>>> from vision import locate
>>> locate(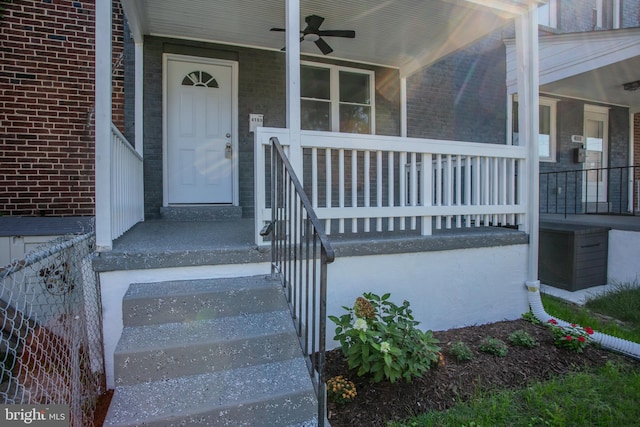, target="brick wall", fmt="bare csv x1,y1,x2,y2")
0,0,125,217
